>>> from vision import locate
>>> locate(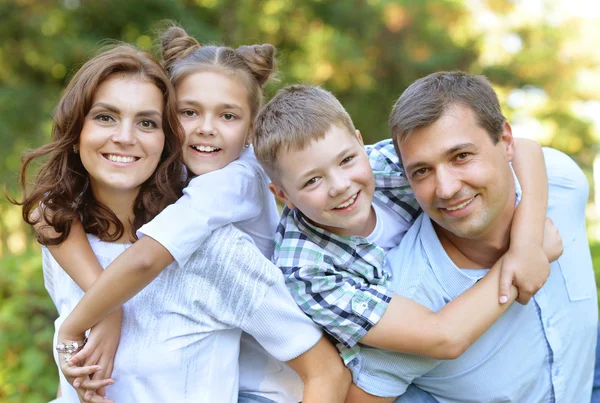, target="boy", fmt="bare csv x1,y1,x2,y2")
252,85,557,400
